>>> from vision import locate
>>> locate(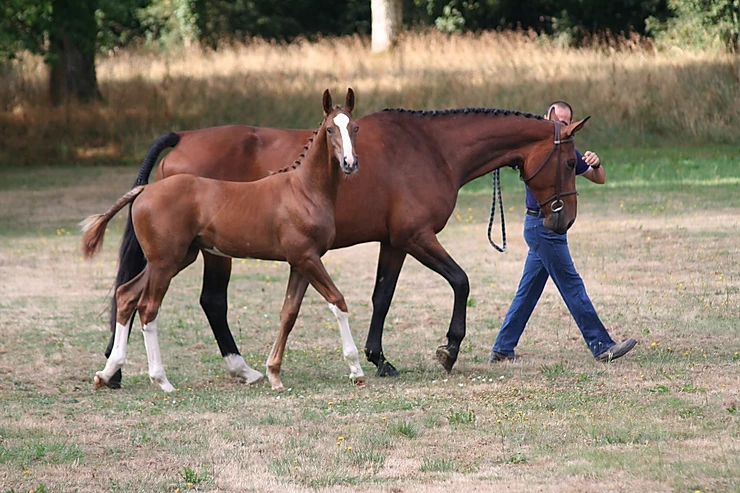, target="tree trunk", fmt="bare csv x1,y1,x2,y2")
48,0,101,105
371,0,402,53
